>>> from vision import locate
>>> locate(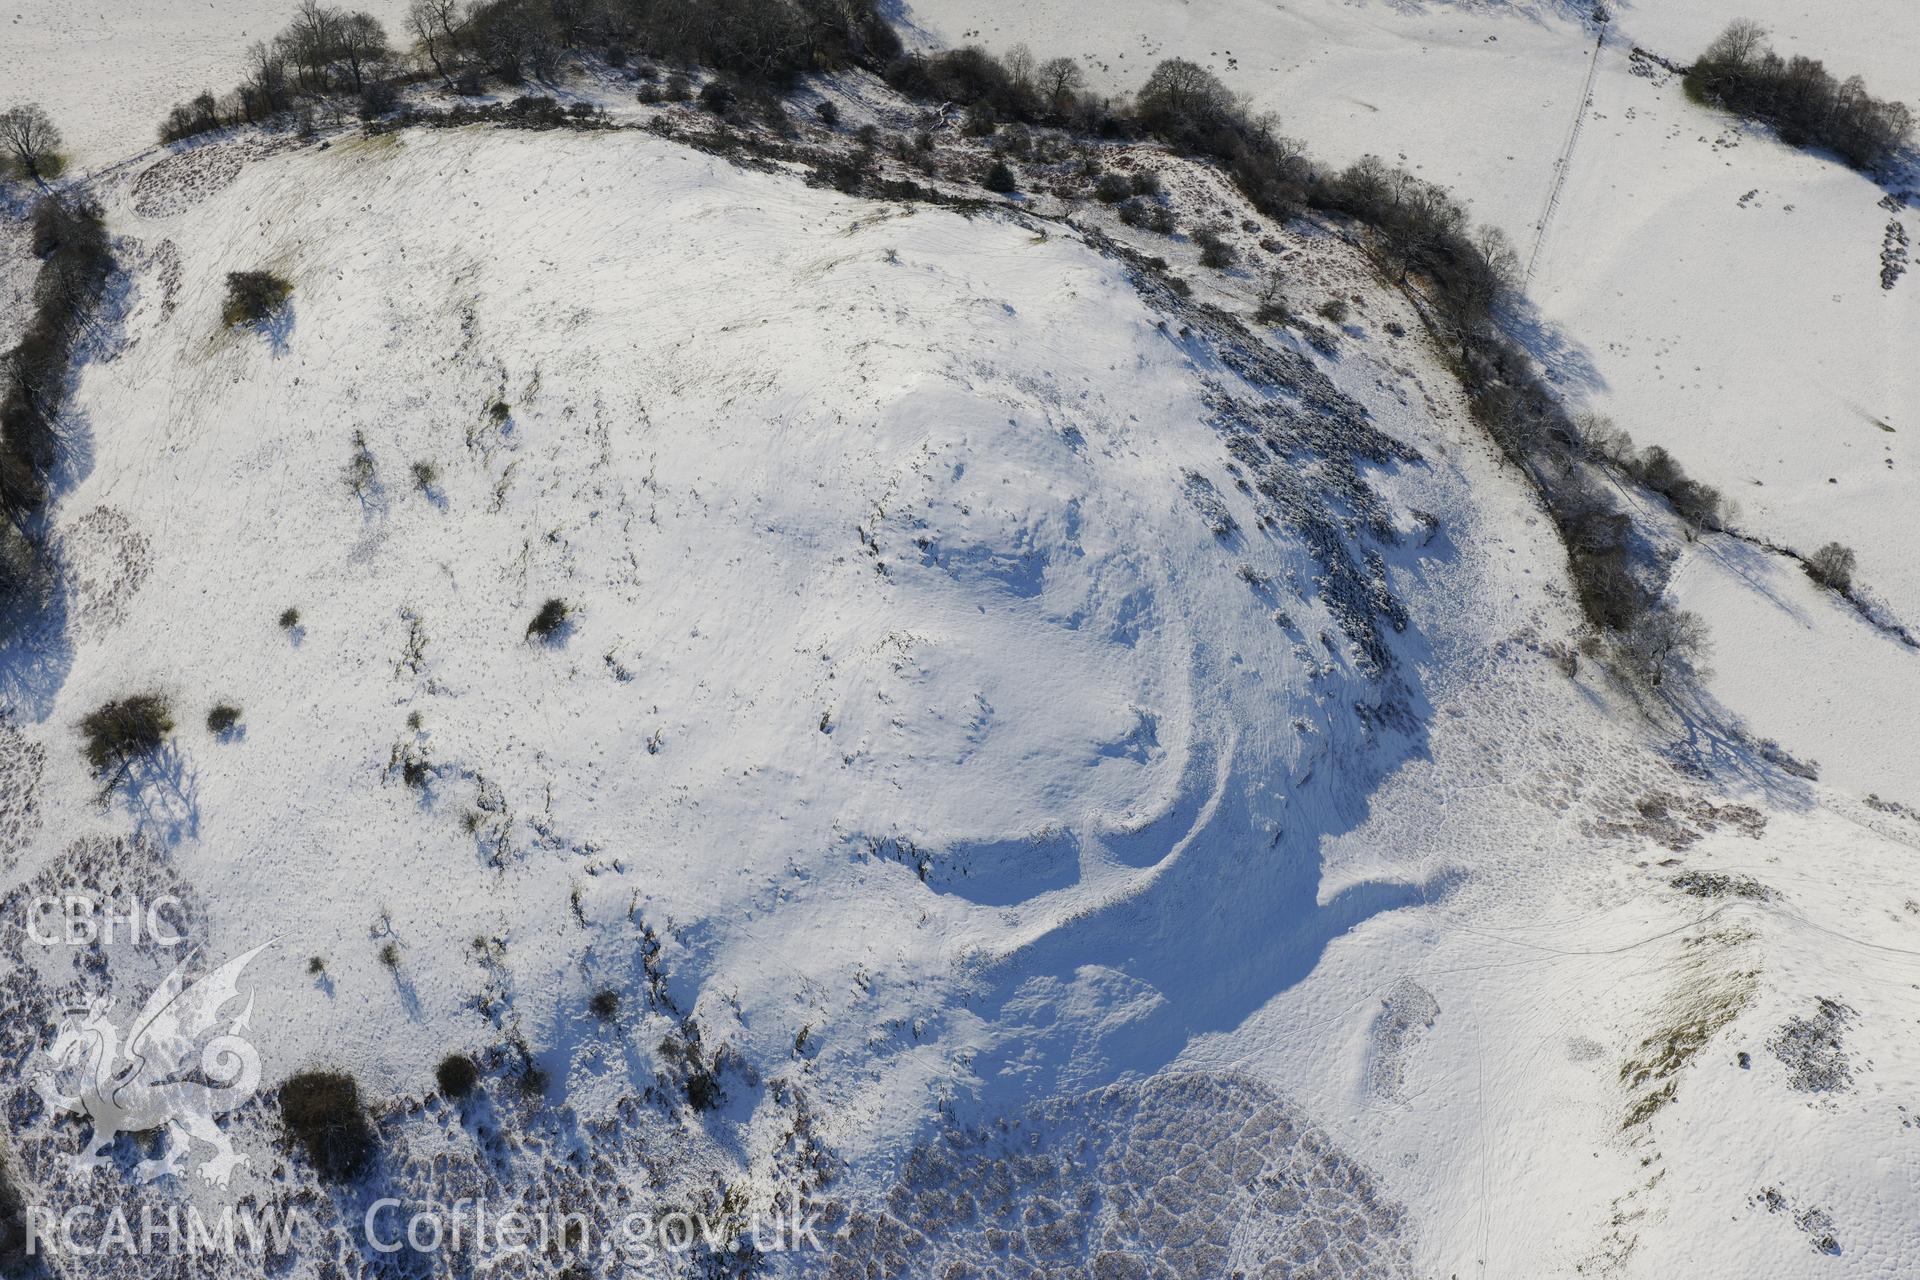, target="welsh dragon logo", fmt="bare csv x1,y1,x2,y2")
34,942,272,1187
